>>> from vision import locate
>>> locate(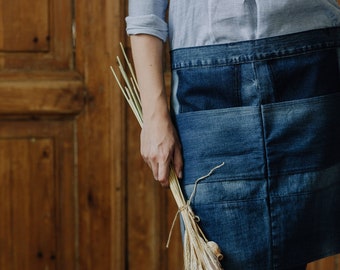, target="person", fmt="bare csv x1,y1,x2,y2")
126,0,340,269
